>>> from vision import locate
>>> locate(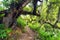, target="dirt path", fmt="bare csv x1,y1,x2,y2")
18,26,36,40
7,26,36,40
